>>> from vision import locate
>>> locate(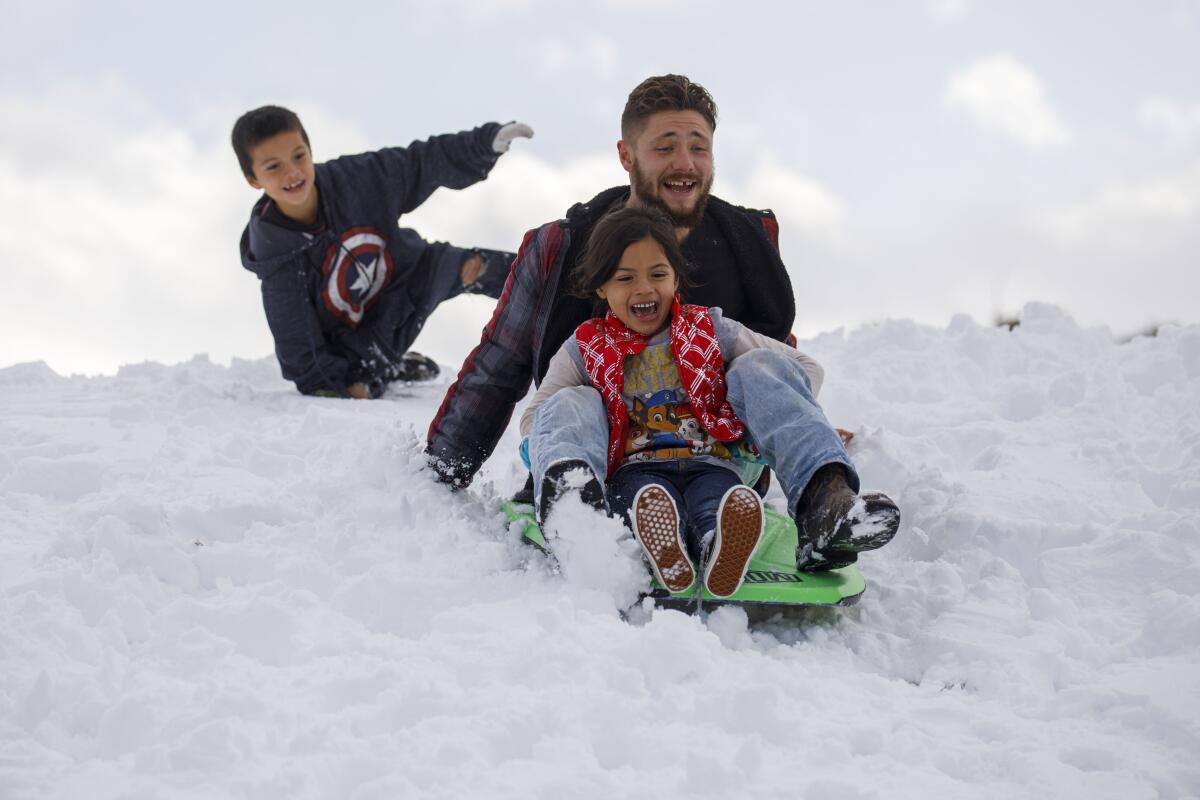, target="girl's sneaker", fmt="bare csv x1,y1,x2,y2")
631,484,695,594
704,486,764,598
